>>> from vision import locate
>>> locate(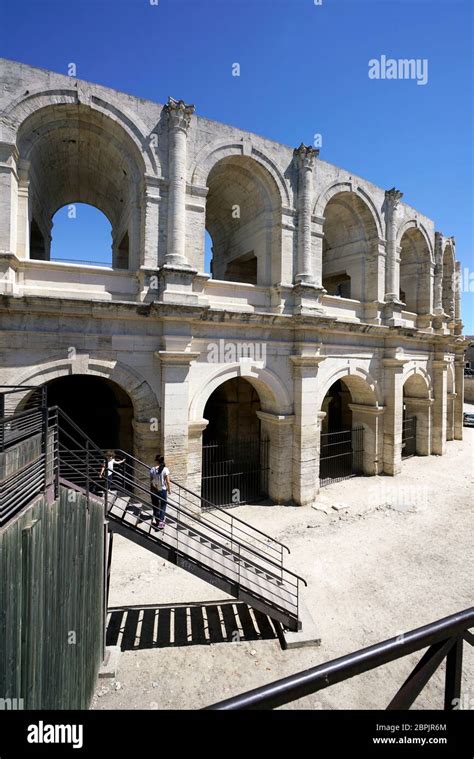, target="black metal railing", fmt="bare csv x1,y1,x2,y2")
205,607,474,710
1,394,306,629
58,434,305,628
113,447,289,570
0,386,50,525
202,437,269,507
402,415,417,458
320,425,364,486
